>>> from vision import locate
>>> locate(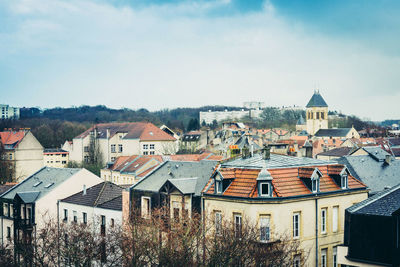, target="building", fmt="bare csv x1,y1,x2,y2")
0,104,20,120
64,122,177,164
296,115,307,132
338,183,400,266
336,146,400,194
129,160,219,222
101,155,163,185
59,182,123,232
314,127,360,140
199,103,265,125
0,129,44,182
0,167,102,262
180,130,208,153
202,151,368,267
43,148,69,168
316,147,356,160
306,91,329,135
